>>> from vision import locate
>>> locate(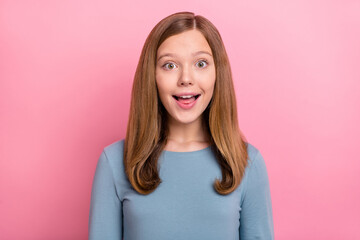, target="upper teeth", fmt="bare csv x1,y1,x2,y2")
179,95,194,99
